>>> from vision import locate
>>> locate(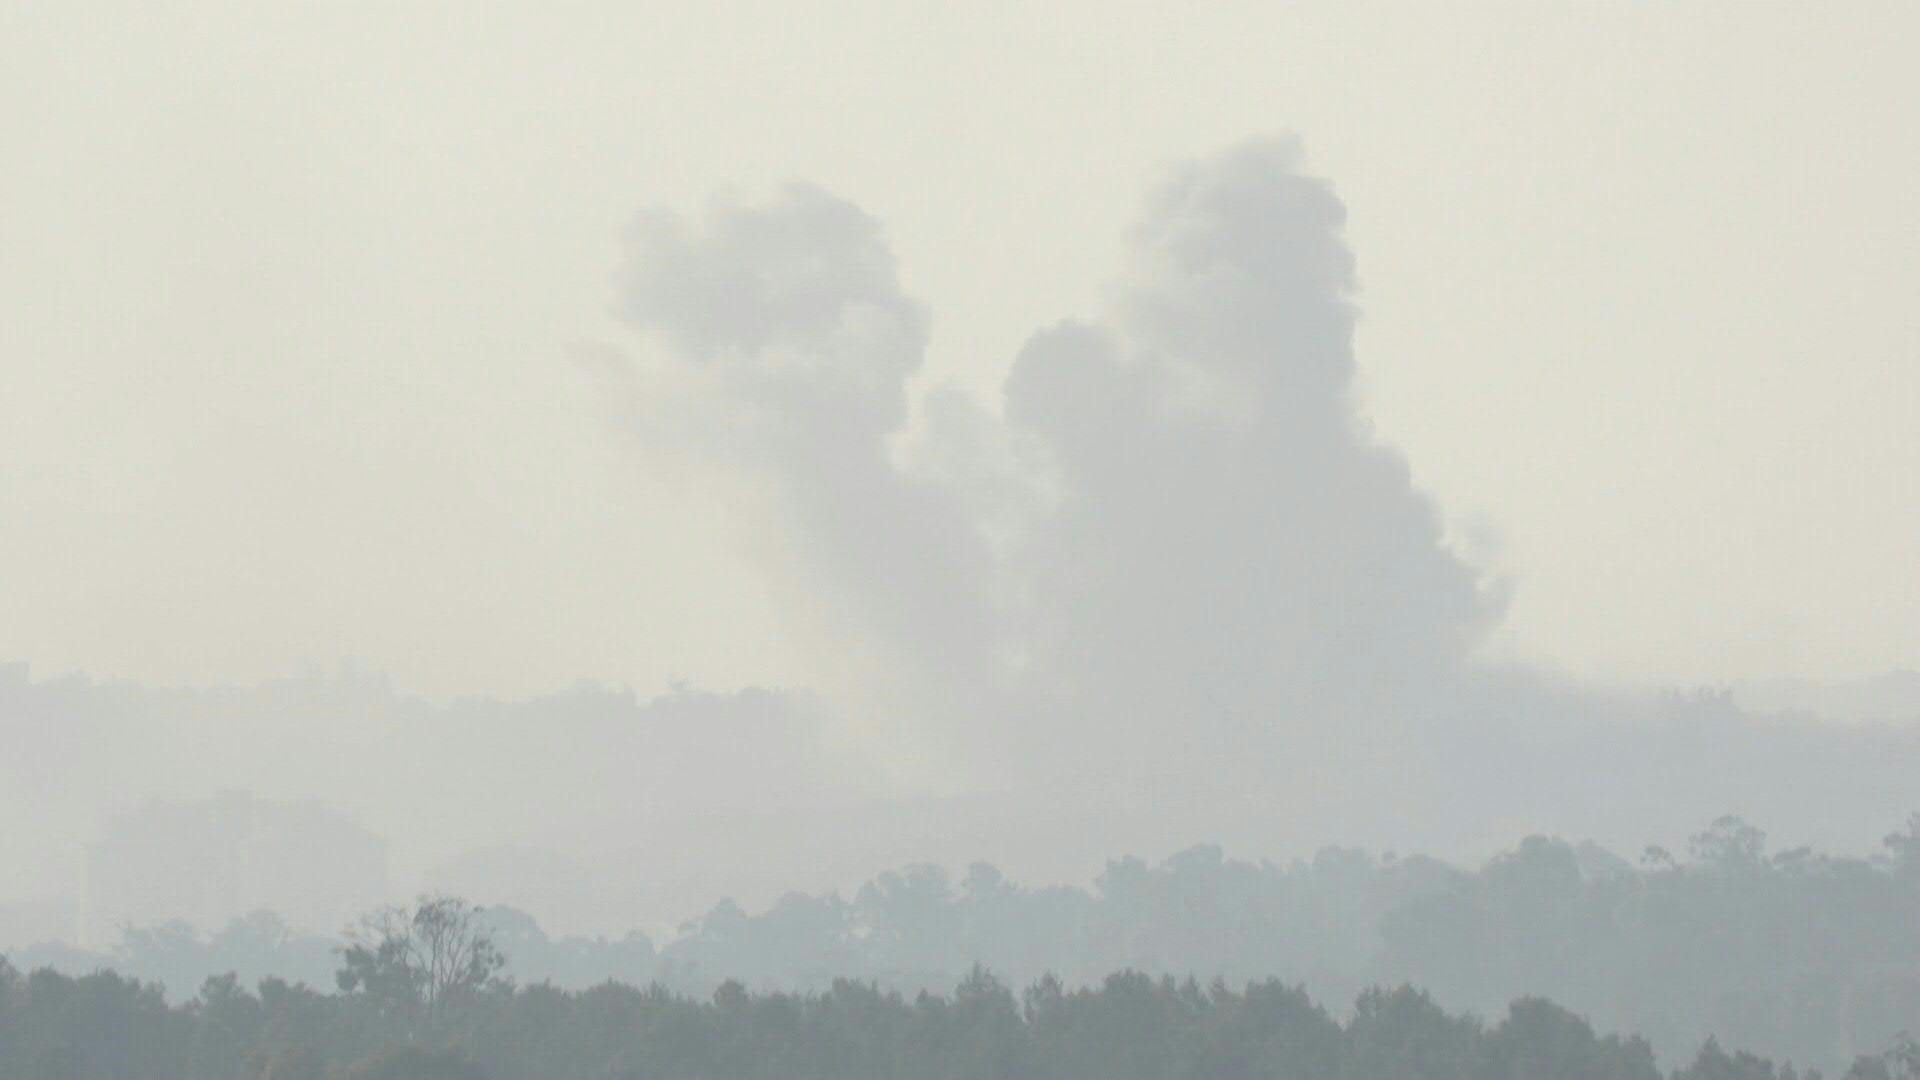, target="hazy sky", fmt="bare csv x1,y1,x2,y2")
3,2,1916,700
